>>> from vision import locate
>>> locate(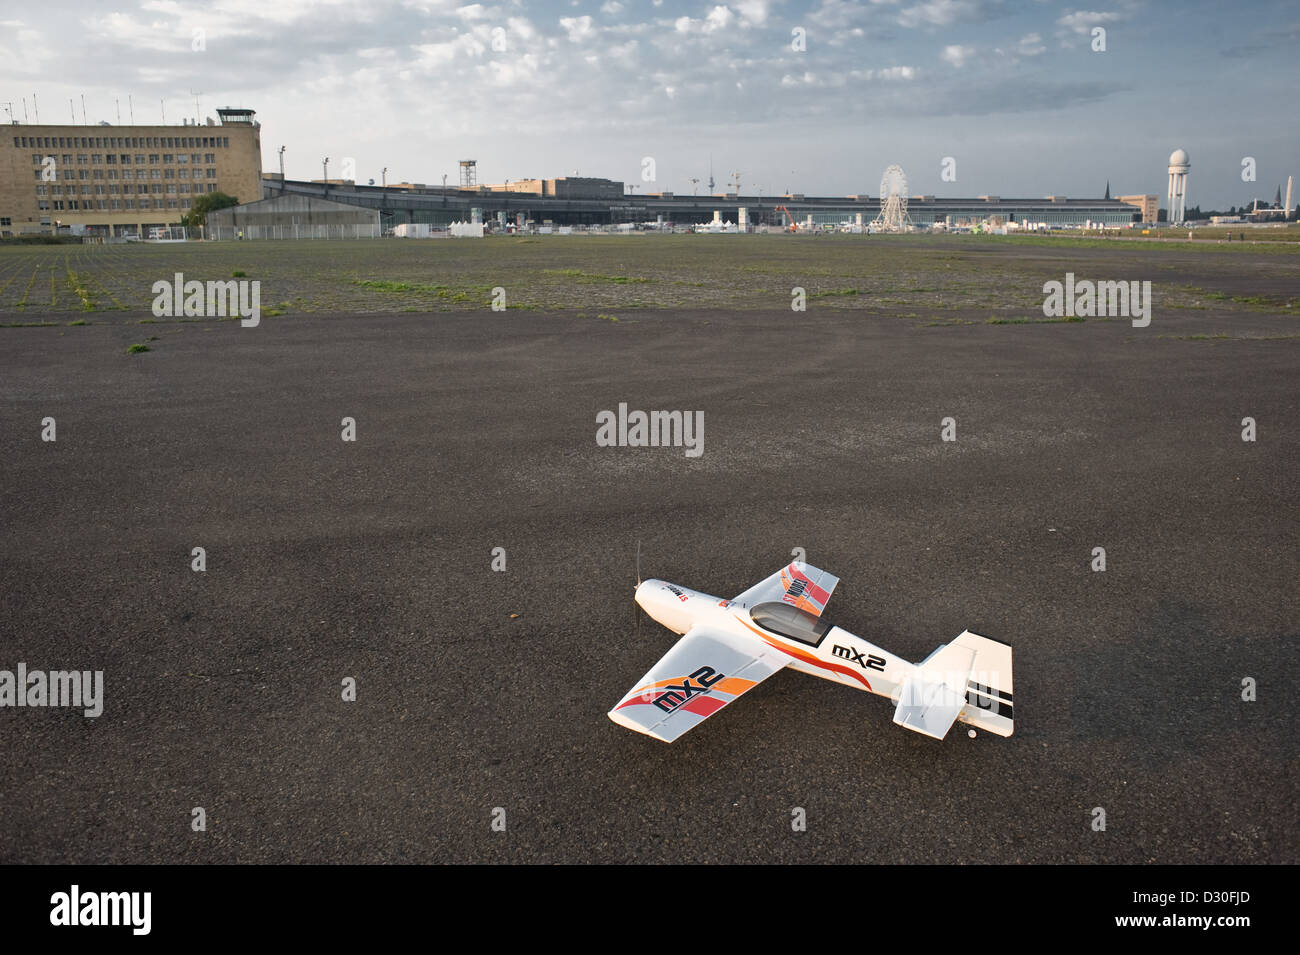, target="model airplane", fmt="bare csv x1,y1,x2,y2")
609,561,1013,742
